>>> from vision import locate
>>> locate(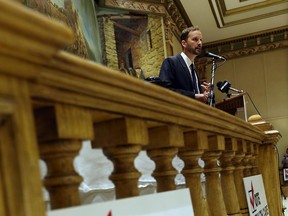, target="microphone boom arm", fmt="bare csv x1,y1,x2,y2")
208,58,216,107
230,87,244,93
